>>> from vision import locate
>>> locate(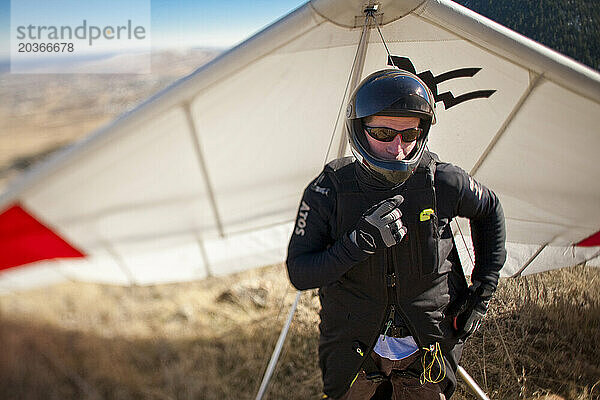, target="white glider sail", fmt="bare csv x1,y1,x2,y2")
1,0,599,292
